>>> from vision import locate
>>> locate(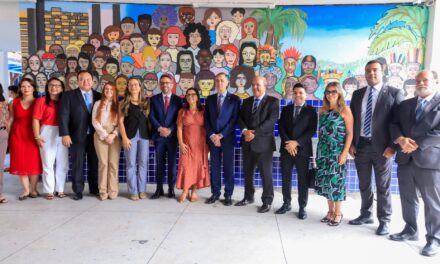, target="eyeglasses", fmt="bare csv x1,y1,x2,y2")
325,90,338,95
